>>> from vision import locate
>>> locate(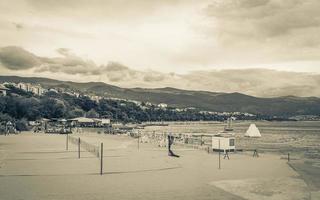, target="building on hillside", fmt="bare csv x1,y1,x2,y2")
17,82,30,91
2,82,16,87
0,84,8,96
89,95,102,102
48,88,58,93
158,103,168,109
17,82,46,96
30,85,46,96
